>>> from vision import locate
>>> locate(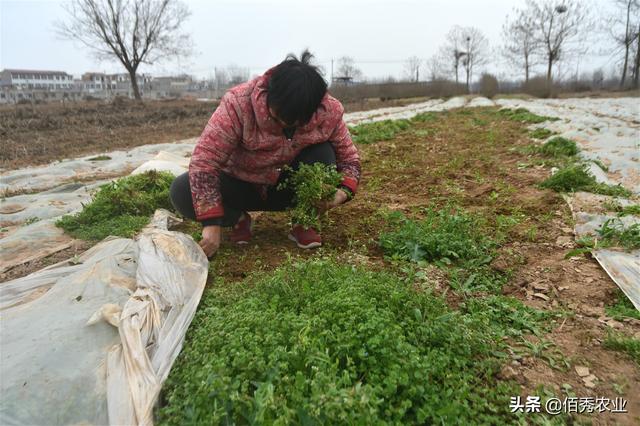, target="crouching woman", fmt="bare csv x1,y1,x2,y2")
169,51,361,257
